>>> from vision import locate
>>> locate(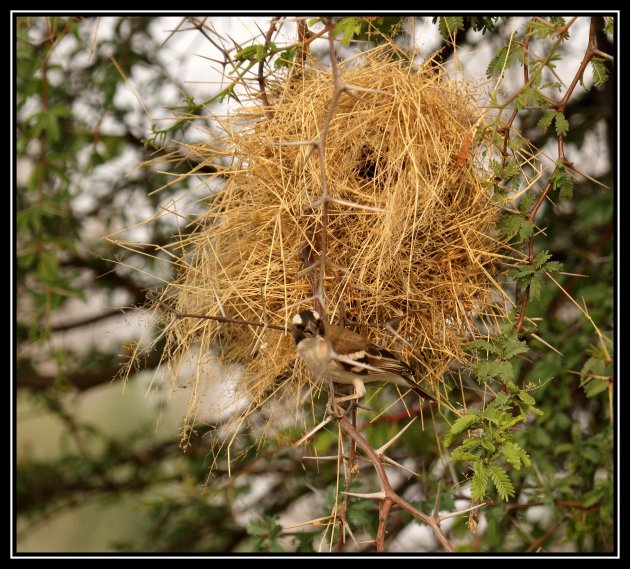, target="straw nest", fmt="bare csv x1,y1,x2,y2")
153,47,508,441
